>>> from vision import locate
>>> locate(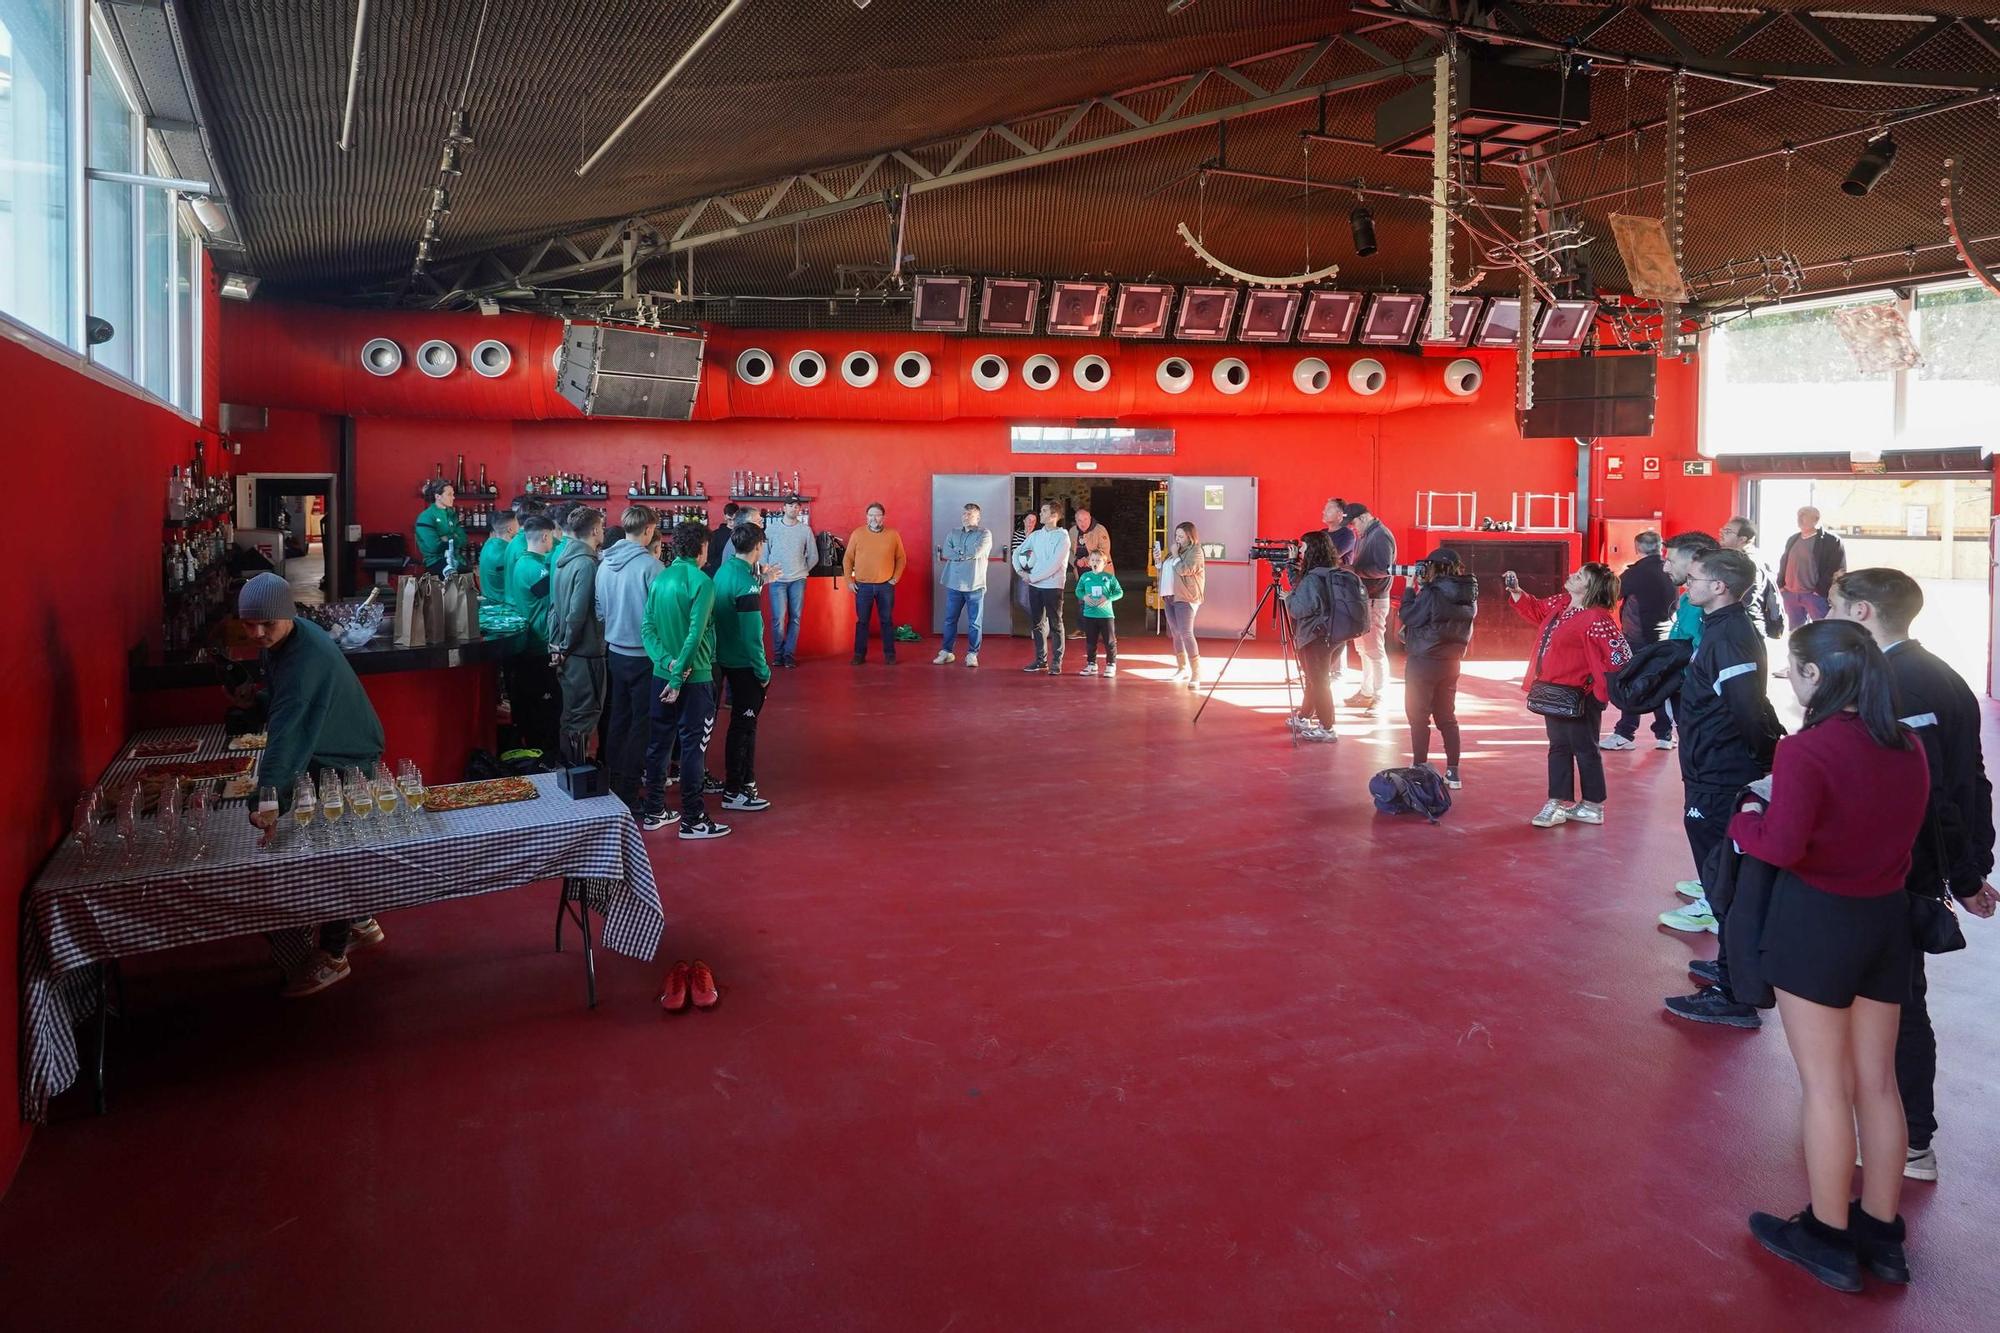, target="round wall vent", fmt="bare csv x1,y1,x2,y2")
841,350,880,388
361,338,403,376
1444,358,1483,397
1292,357,1331,394
788,349,826,387
893,351,932,388
1348,357,1387,396
735,348,774,385
470,339,512,377
1156,357,1193,394
415,340,458,378
1023,354,1060,390
1212,357,1250,395
1074,355,1110,391
971,354,1009,391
